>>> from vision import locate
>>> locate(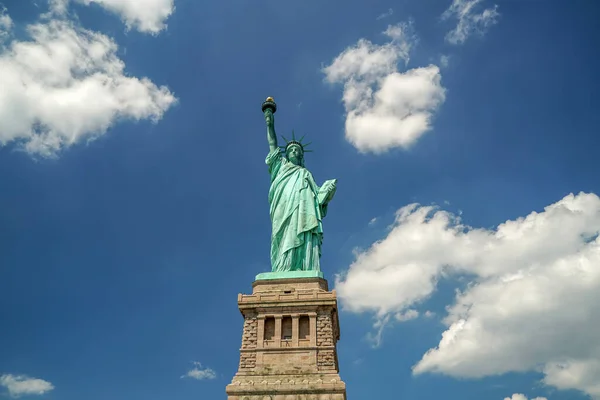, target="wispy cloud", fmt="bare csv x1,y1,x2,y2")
504,395,547,400
0,374,54,398
376,8,393,21
181,361,217,381
439,55,450,68
395,309,419,322
442,0,499,45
